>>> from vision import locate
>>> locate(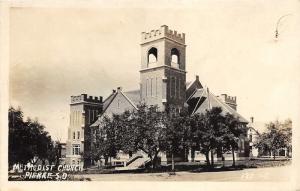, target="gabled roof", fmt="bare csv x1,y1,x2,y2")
186,76,203,90
186,76,203,100
102,91,117,112
119,91,139,110
90,88,139,127
124,90,141,106
248,126,261,136
91,76,248,127
248,121,267,134
90,92,116,128
186,81,192,89
187,88,248,123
